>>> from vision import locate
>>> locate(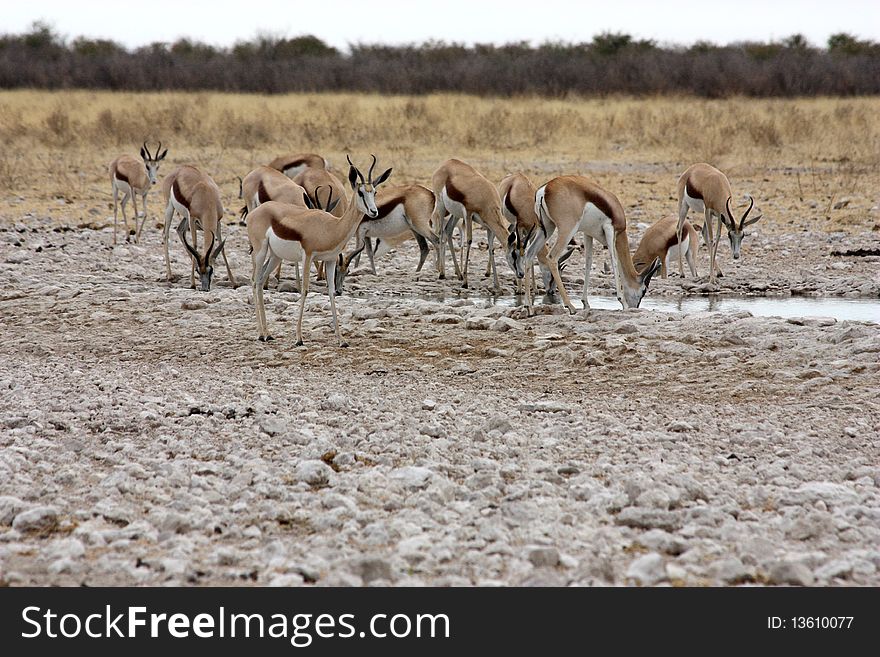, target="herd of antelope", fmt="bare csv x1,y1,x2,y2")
110,143,762,346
